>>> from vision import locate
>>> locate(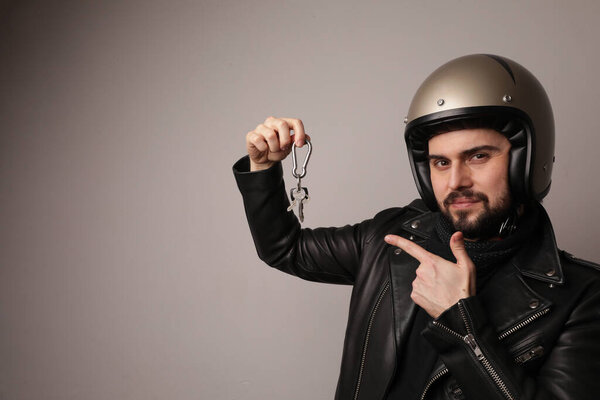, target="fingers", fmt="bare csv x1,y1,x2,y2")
245,117,310,171
247,131,268,153
280,117,306,146
252,117,308,152
450,231,476,293
263,117,292,151
450,231,472,266
384,234,434,262
253,124,281,153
